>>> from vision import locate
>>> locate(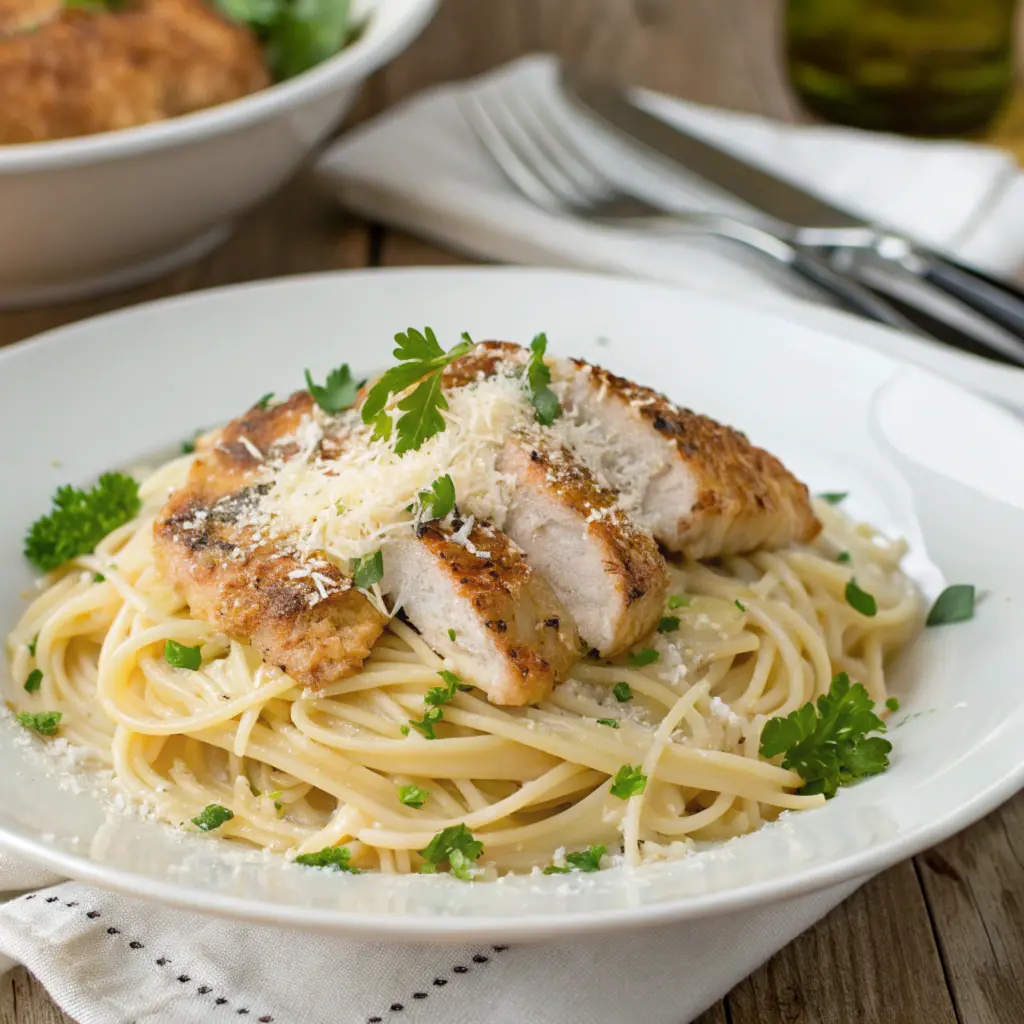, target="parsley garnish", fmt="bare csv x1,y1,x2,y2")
836,551,852,564
926,585,975,627
370,410,392,441
426,670,471,706
845,579,877,617
191,804,233,831
735,599,747,612
407,705,443,739
627,648,659,668
524,333,561,426
27,633,38,657
352,550,384,589
295,845,359,871
361,328,473,455
759,672,891,798
164,640,202,670
667,594,690,609
417,474,456,521
304,364,363,414
613,682,633,702
818,491,848,505
24,669,42,693
25,474,141,572
657,616,680,633
543,844,605,874
16,711,61,736
419,824,484,880
93,573,105,583
254,392,274,410
610,764,647,799
885,697,900,712
398,784,429,808
448,628,457,642
181,430,201,454
596,718,620,728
